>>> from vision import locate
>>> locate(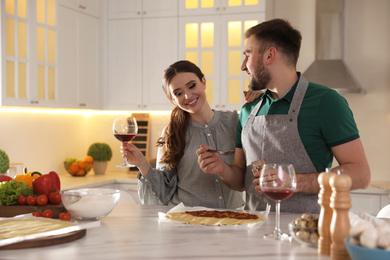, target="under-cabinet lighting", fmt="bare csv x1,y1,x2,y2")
0,107,172,116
